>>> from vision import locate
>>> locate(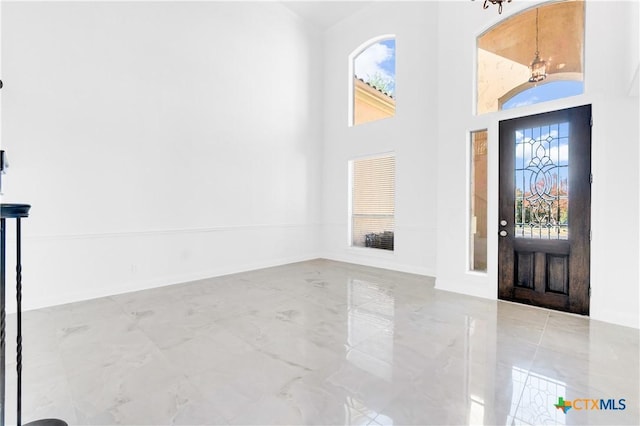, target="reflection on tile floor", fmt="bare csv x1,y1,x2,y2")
4,259,639,425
